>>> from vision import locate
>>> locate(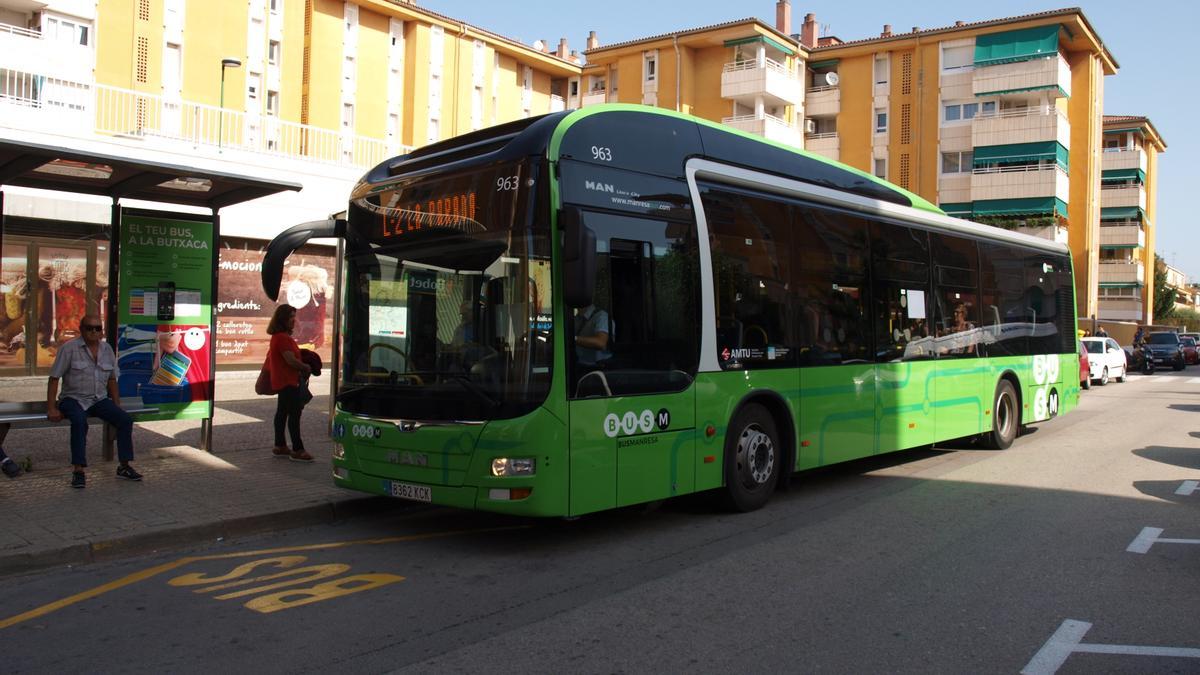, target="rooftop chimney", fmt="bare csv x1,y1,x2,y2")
955,20,964,26
775,0,792,36
800,12,817,49
587,30,599,51
911,26,920,33
882,24,892,37
558,38,569,58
